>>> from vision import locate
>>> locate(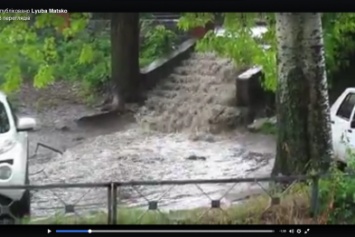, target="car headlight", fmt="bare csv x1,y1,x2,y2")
0,140,15,155
0,165,12,180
